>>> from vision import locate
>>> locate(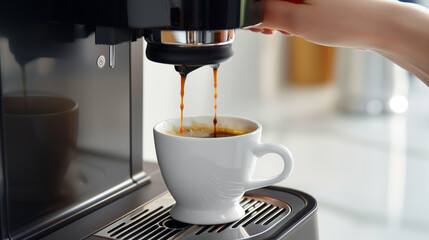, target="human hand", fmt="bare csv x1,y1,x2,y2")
248,0,429,84
248,0,393,49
